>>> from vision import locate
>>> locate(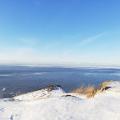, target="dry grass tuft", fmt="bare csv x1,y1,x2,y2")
72,80,113,98
98,80,113,92
72,86,97,98
100,80,113,89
